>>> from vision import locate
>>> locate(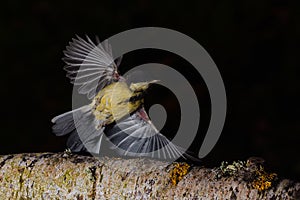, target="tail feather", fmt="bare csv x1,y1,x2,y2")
52,106,87,136
52,105,104,154
66,130,86,152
